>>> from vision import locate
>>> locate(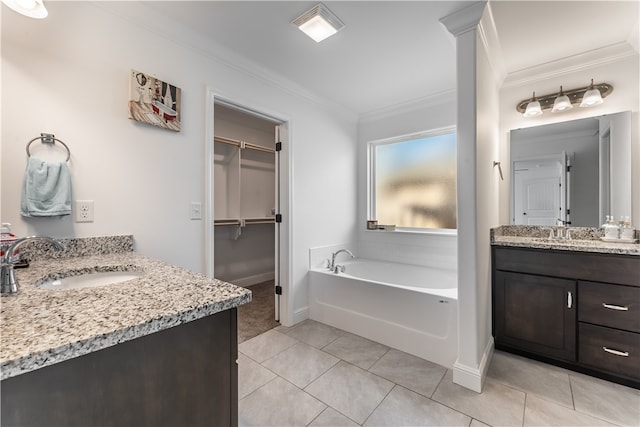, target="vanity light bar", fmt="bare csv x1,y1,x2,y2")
516,81,613,115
